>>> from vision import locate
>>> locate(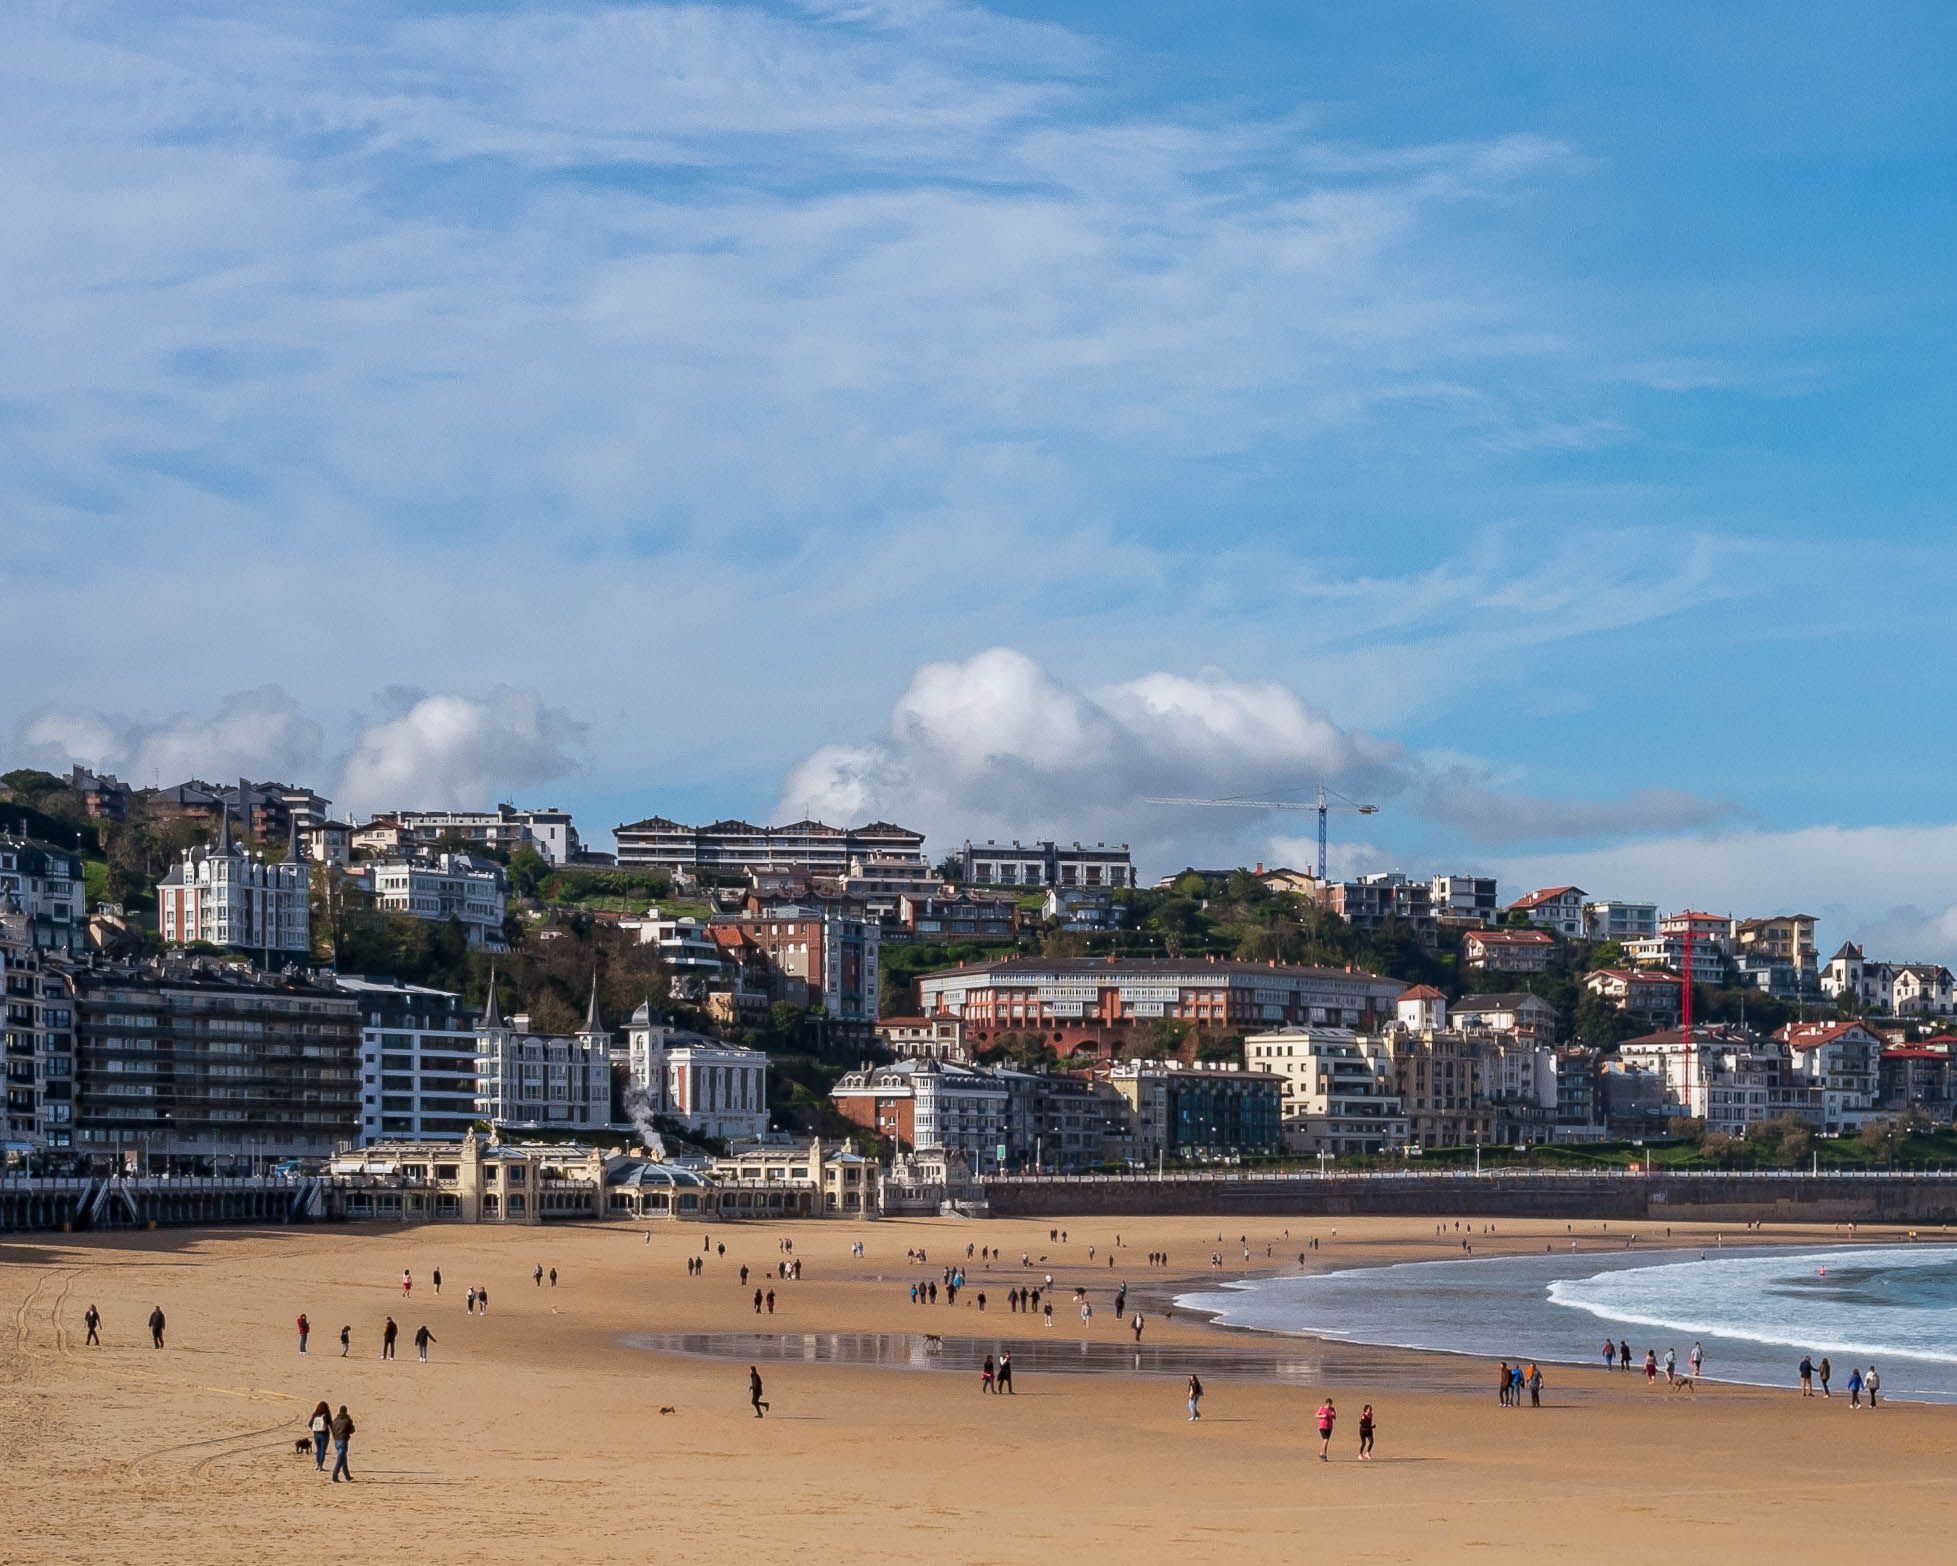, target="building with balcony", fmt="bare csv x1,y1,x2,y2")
1103,1059,1284,1162
1319,872,1438,946
1243,1026,1406,1155
146,779,331,842
1462,927,1556,973
377,805,582,865
1508,886,1587,939
1584,967,1684,1026
1780,1020,1883,1131
896,890,1018,941
1430,874,1500,926
710,1138,878,1217
1449,992,1560,1043
357,852,507,949
874,1016,969,1061
156,810,310,958
1380,1027,1494,1149
334,975,482,1145
473,980,614,1132
0,833,86,954
1584,901,1659,943
830,1057,1011,1168
959,839,1135,890
1,906,77,1151
614,815,926,880
69,957,361,1166
708,905,881,1022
